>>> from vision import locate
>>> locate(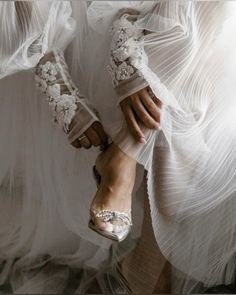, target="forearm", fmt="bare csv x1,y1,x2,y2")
108,6,162,158
35,50,100,139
